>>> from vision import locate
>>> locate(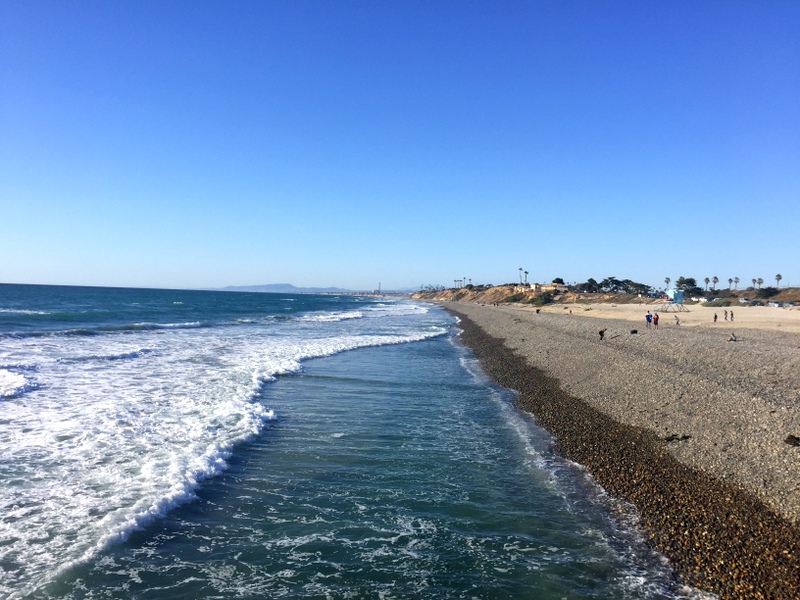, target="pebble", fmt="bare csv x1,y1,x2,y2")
448,306,800,599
